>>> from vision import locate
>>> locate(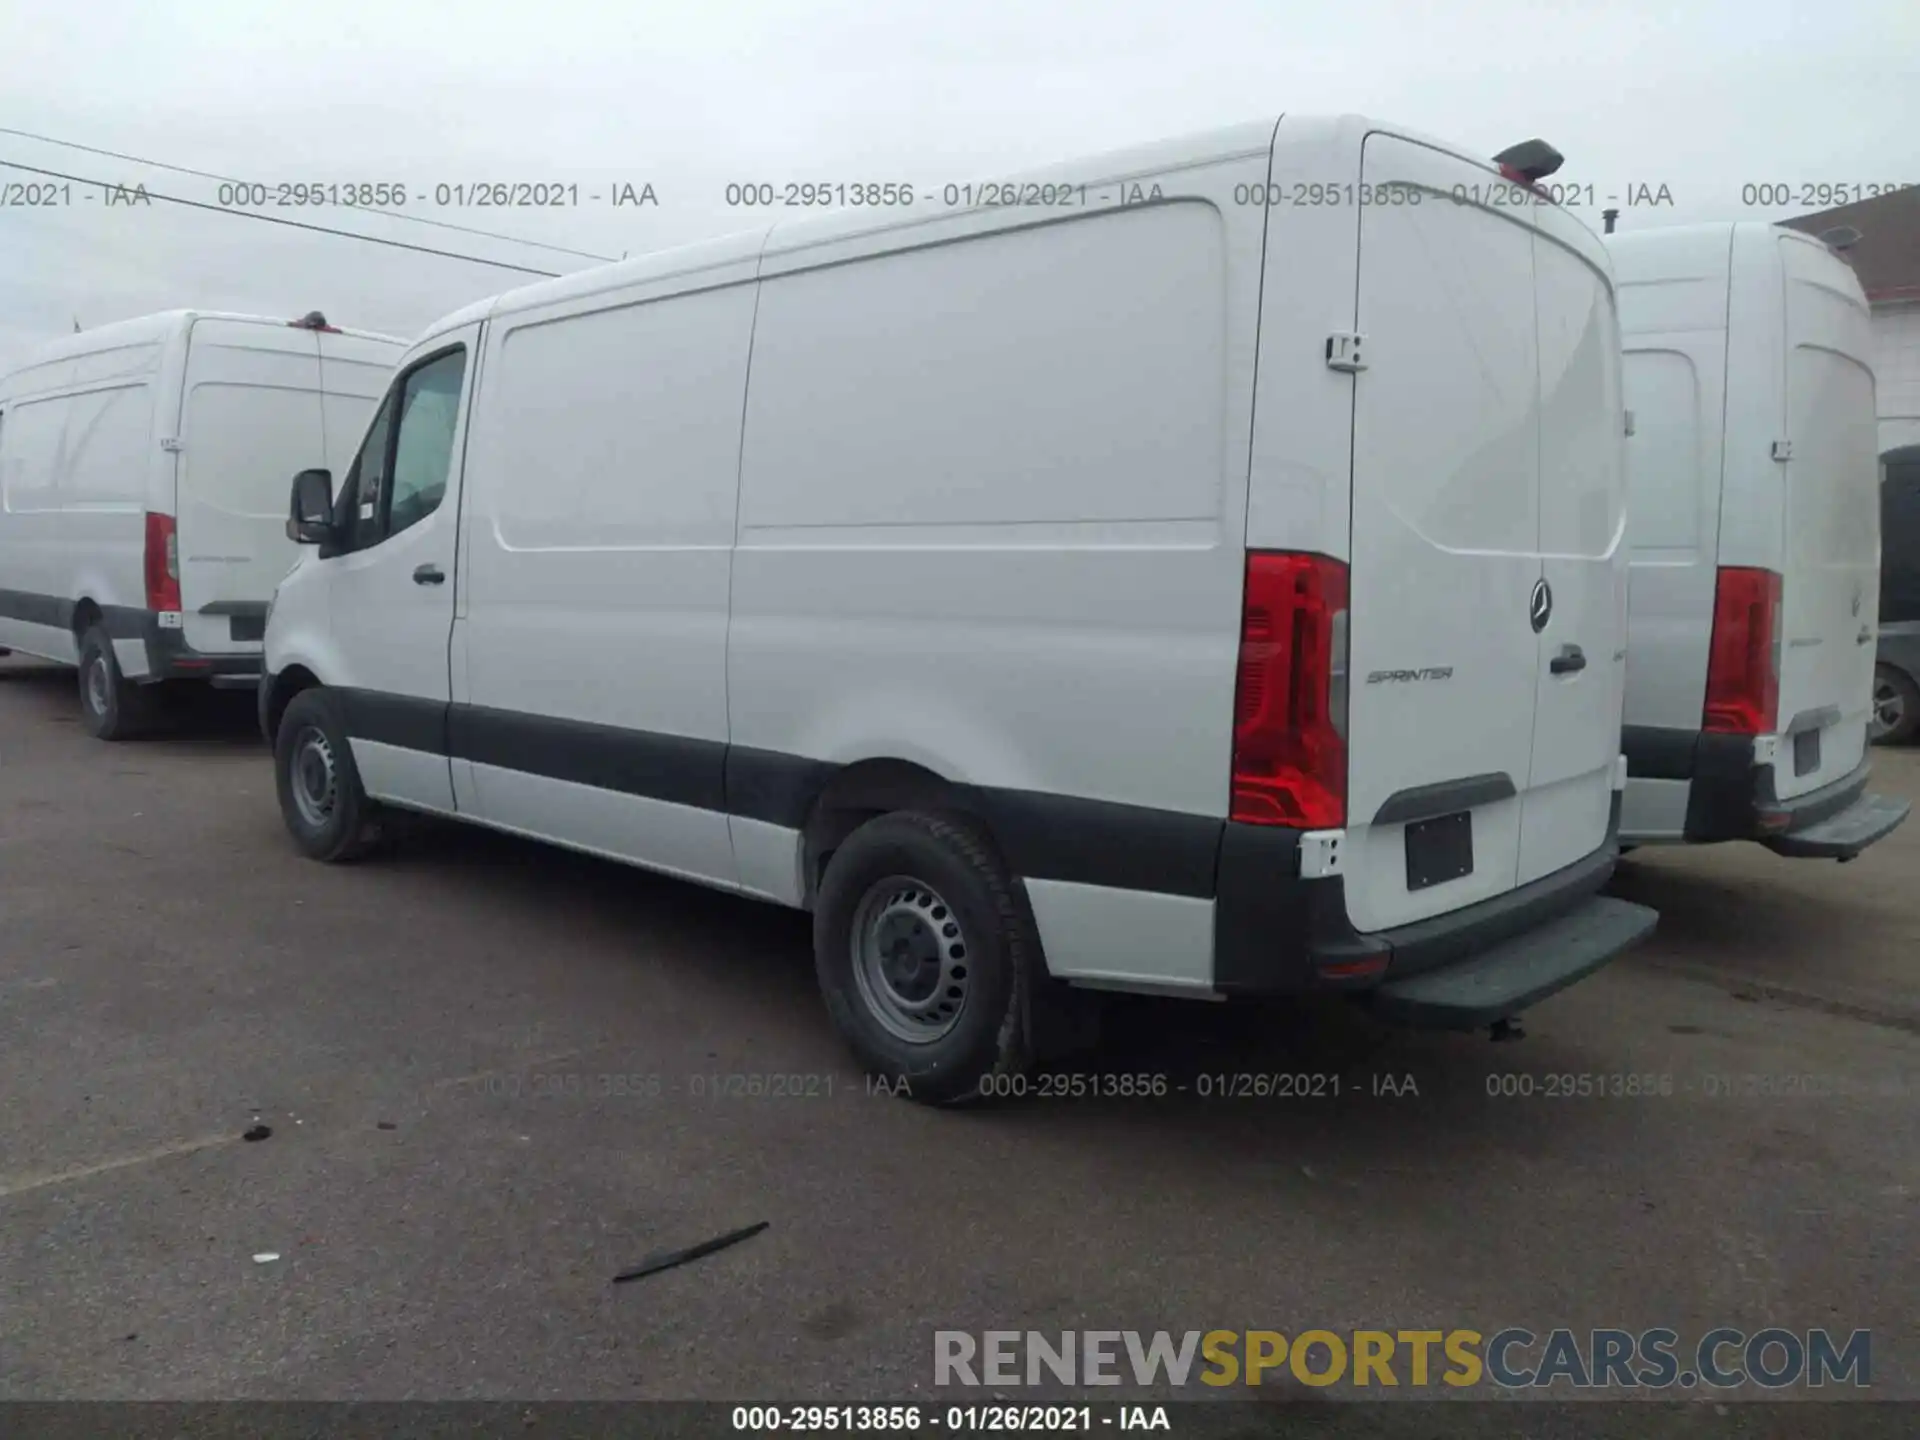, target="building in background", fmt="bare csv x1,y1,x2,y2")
1783,187,1920,455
